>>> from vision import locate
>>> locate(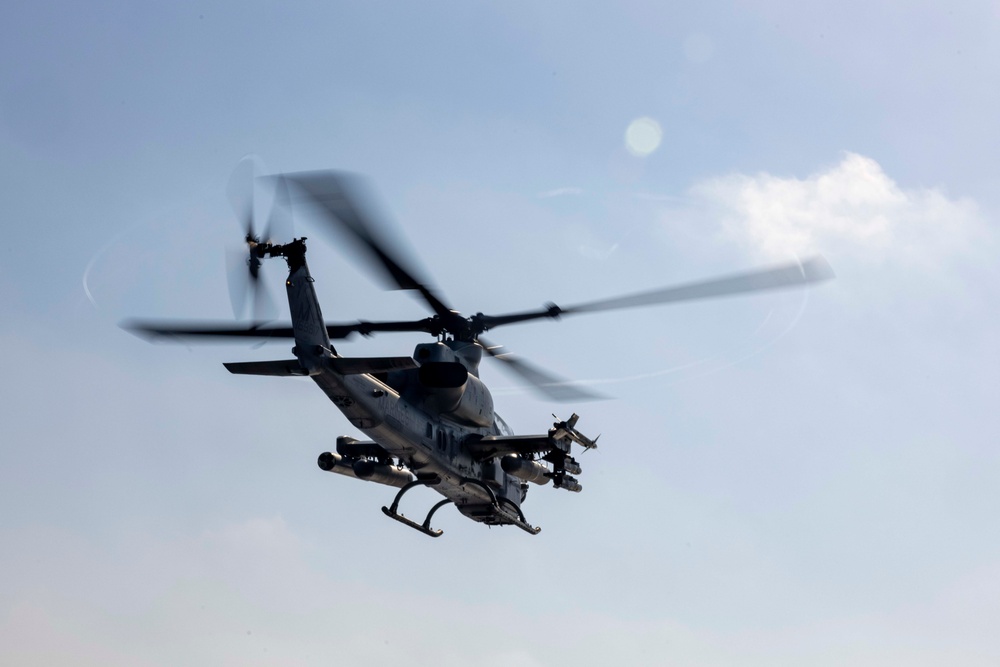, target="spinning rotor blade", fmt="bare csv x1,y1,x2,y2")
479,337,603,402
250,274,278,322
227,155,263,240
225,247,251,319
332,317,441,338
281,171,454,319
262,173,294,245
224,157,285,321
478,256,835,331
225,245,278,321
122,319,295,343
122,317,442,343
